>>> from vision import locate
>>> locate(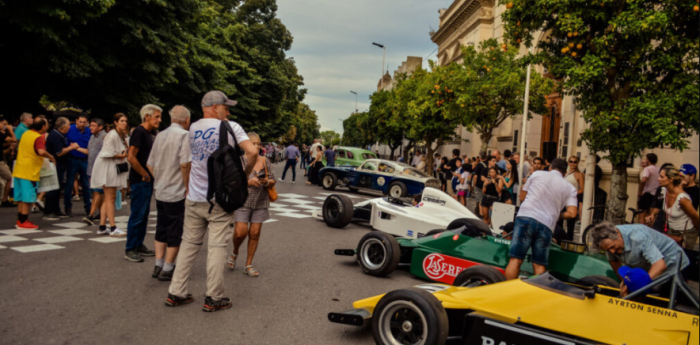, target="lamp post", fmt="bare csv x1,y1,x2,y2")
350,91,358,114
372,42,386,90
517,33,542,207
